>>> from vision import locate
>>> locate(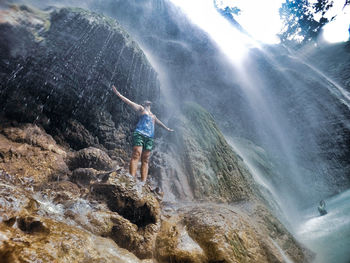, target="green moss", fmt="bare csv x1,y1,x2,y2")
9,4,51,42
177,101,254,202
